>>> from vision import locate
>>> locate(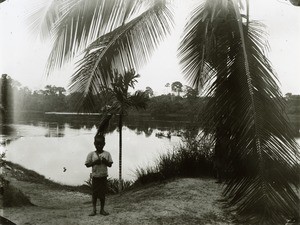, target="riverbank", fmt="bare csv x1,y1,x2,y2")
2,161,90,193
2,162,231,225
